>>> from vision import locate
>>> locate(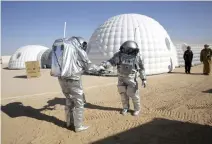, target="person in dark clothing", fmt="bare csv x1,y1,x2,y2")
183,46,193,74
